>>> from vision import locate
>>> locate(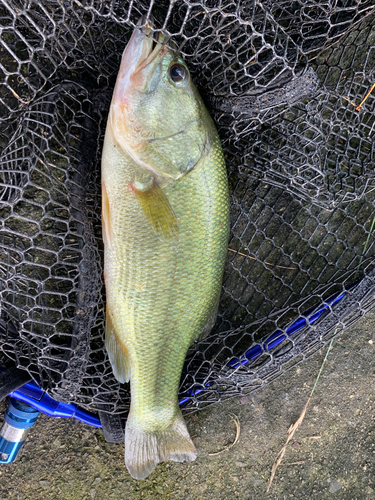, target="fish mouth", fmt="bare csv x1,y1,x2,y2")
111,18,169,133
117,19,168,91
135,21,167,74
